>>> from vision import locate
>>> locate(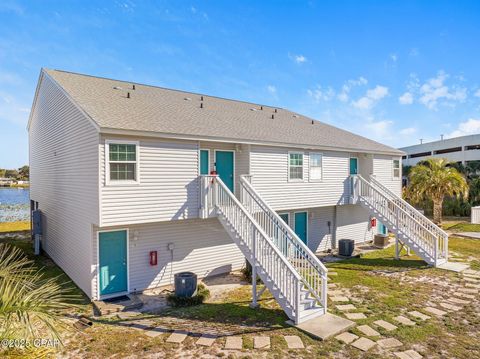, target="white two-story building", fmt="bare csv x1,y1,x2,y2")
28,69,447,325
